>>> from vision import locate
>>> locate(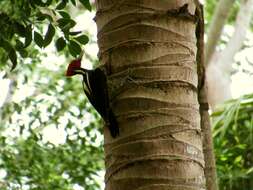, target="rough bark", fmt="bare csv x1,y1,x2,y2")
198,87,218,190
196,4,218,190
206,0,253,108
95,0,205,190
